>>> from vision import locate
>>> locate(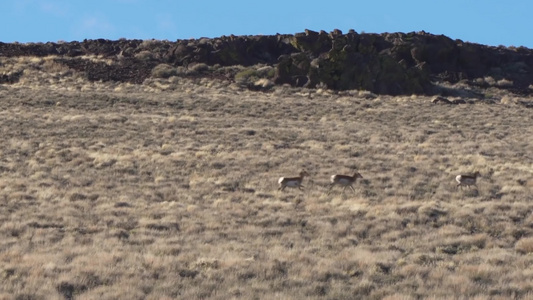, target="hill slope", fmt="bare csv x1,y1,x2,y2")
2,30,533,95
1,65,533,298
1,32,533,299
